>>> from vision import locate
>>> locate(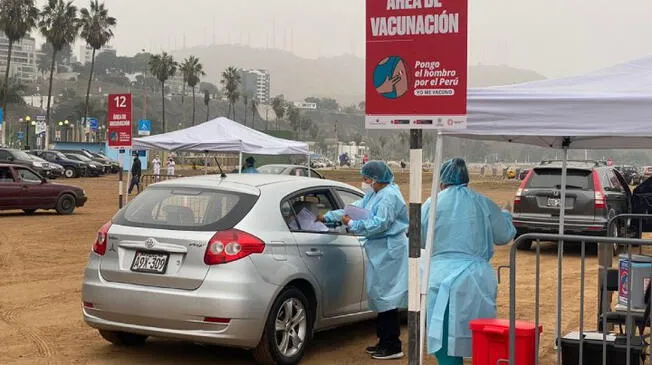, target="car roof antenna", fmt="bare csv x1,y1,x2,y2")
212,155,227,178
